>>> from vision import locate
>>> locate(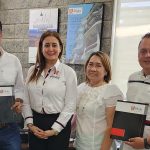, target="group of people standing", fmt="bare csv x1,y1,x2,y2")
0,20,150,150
